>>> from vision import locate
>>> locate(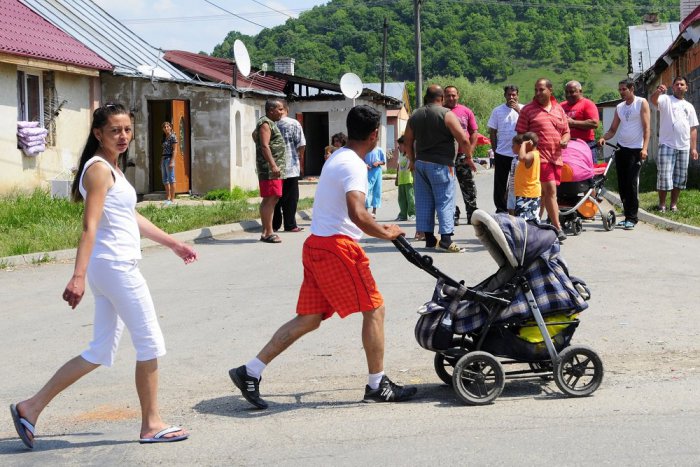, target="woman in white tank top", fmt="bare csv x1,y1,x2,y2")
11,104,198,449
